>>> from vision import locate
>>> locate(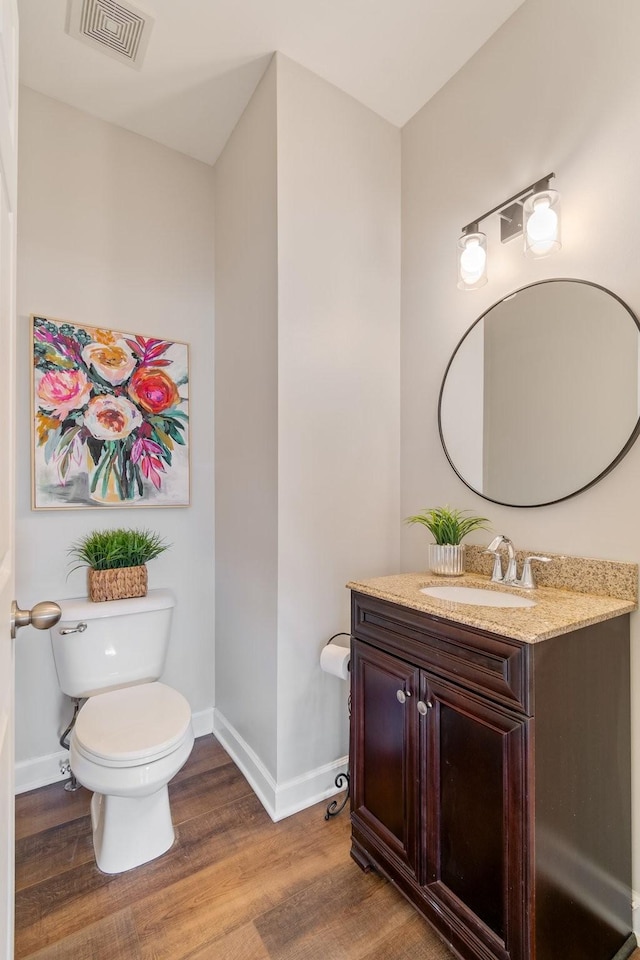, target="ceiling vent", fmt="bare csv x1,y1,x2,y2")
66,0,154,70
